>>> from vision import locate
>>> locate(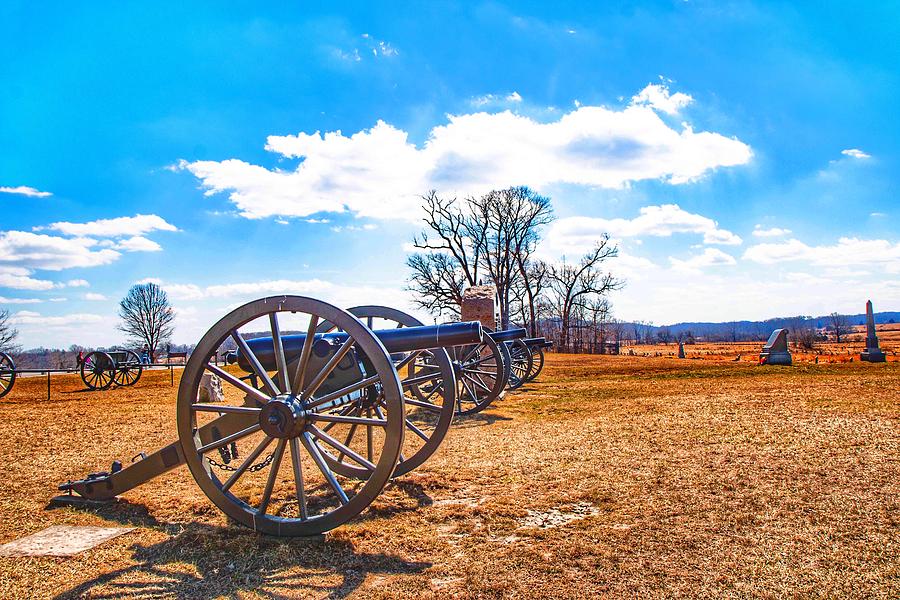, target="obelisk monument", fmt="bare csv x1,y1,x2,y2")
860,299,886,362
